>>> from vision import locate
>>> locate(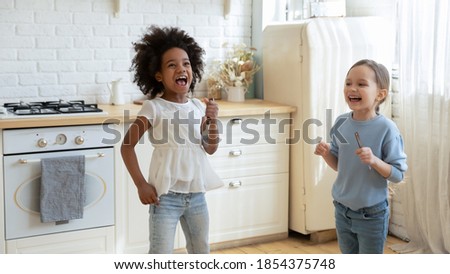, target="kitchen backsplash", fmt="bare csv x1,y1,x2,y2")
0,0,253,105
